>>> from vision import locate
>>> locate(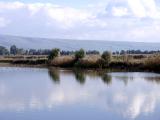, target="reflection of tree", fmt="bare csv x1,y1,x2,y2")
101,74,112,85
145,77,160,84
74,69,86,85
48,68,60,84
115,76,134,85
